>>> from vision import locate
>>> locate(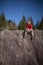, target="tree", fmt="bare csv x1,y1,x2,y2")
0,13,7,29
35,20,40,29
18,16,26,30
0,15,2,28
7,19,12,26
7,20,17,30
13,20,17,30
7,19,13,30
39,17,43,30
